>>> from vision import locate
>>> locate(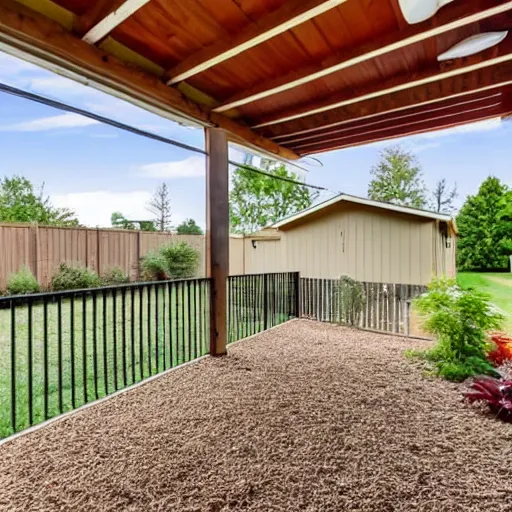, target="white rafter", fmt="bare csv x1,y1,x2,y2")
214,1,512,113
166,0,347,85
83,0,151,45
282,92,503,145
252,52,512,128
